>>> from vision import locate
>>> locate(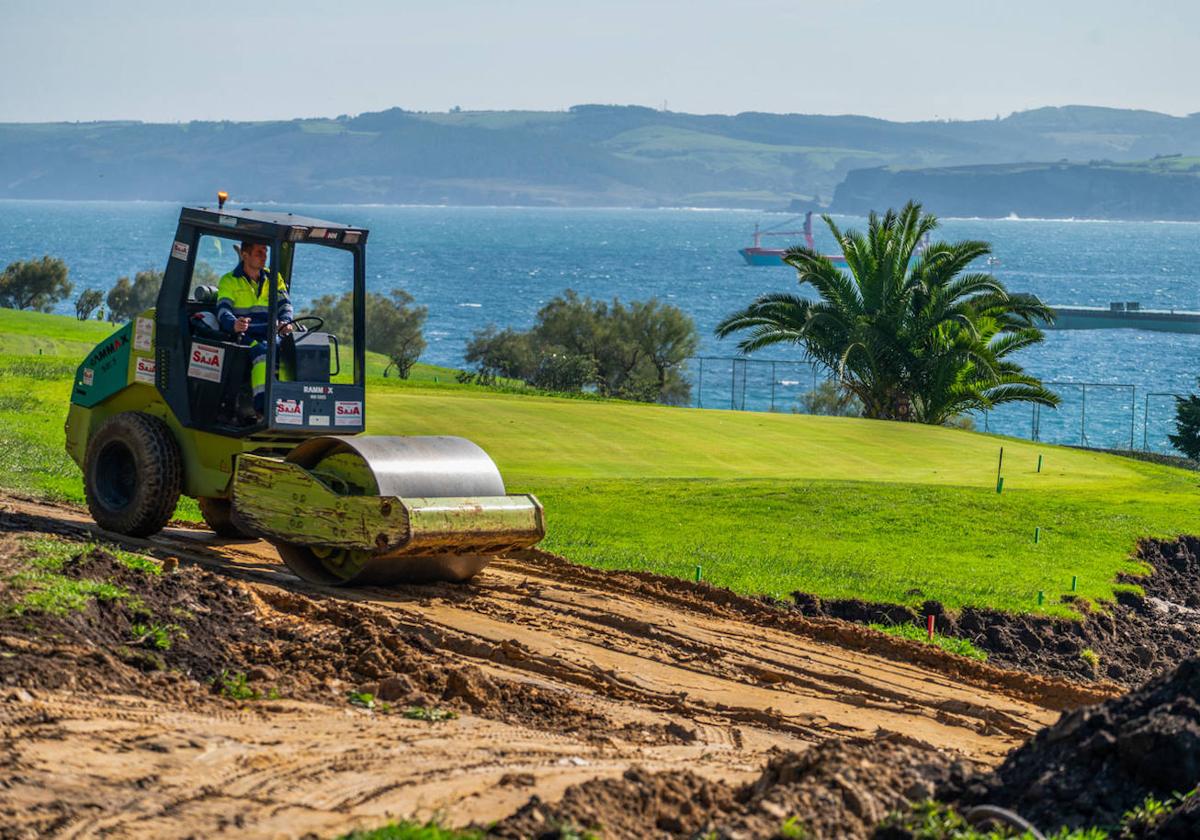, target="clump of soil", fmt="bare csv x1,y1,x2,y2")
0,537,633,741
789,536,1200,687
487,733,978,839
954,655,1200,832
